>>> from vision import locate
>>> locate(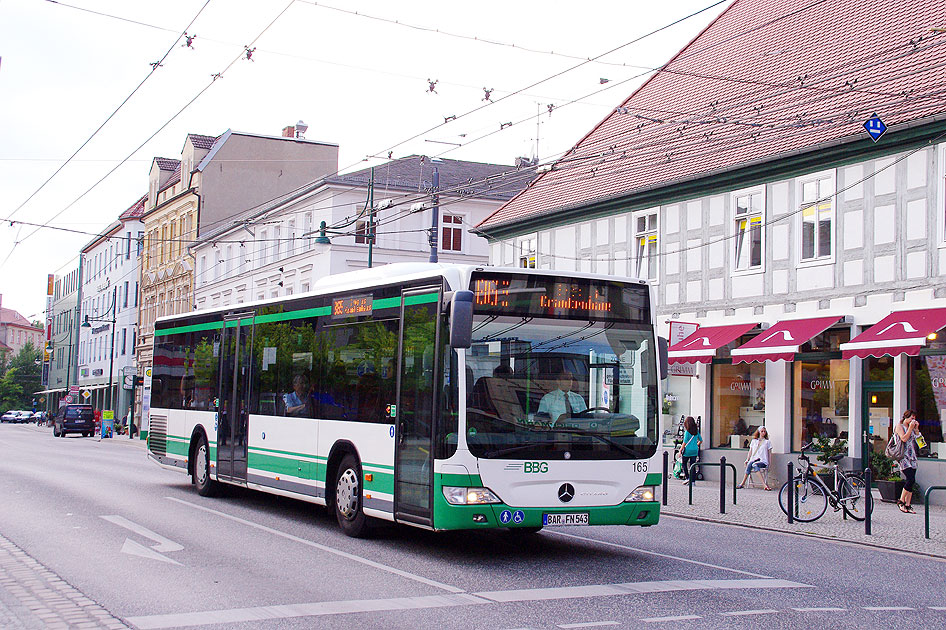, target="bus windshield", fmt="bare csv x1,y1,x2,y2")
465,315,658,461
